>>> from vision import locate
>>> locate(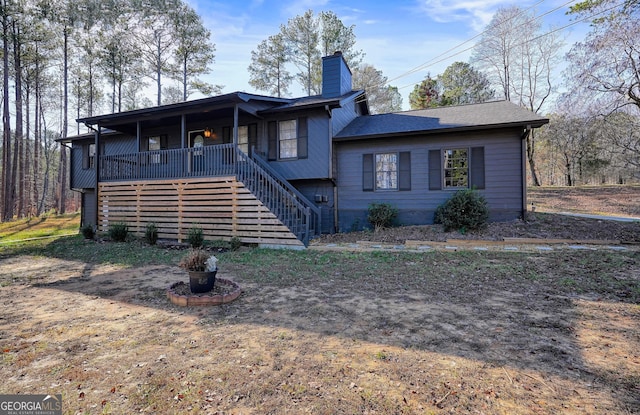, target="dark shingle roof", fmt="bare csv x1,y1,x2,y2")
334,100,548,140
